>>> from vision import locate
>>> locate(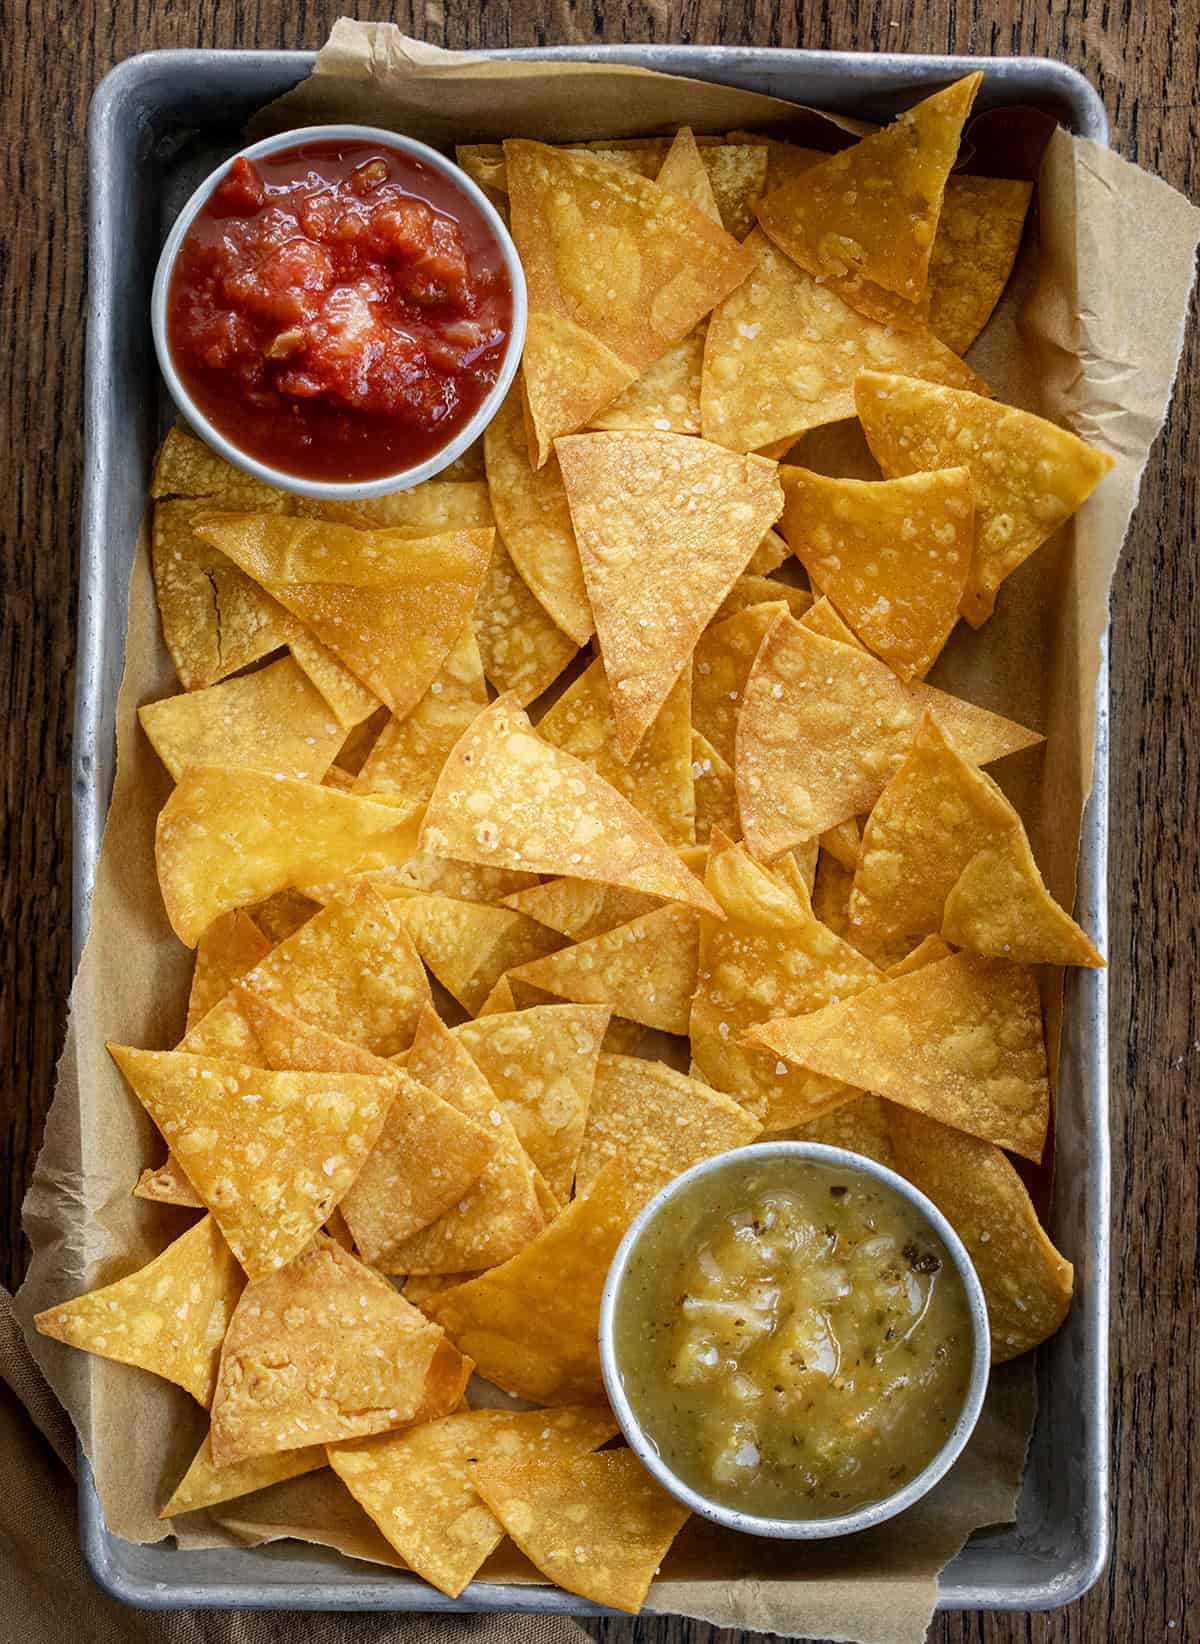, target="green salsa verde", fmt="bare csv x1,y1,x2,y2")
613,1156,975,1520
